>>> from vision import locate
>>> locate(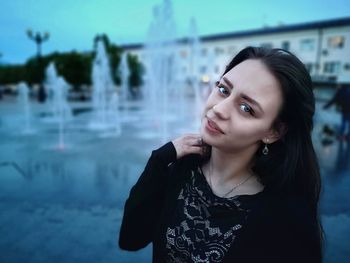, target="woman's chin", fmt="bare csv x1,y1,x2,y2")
200,130,212,145
199,123,206,138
